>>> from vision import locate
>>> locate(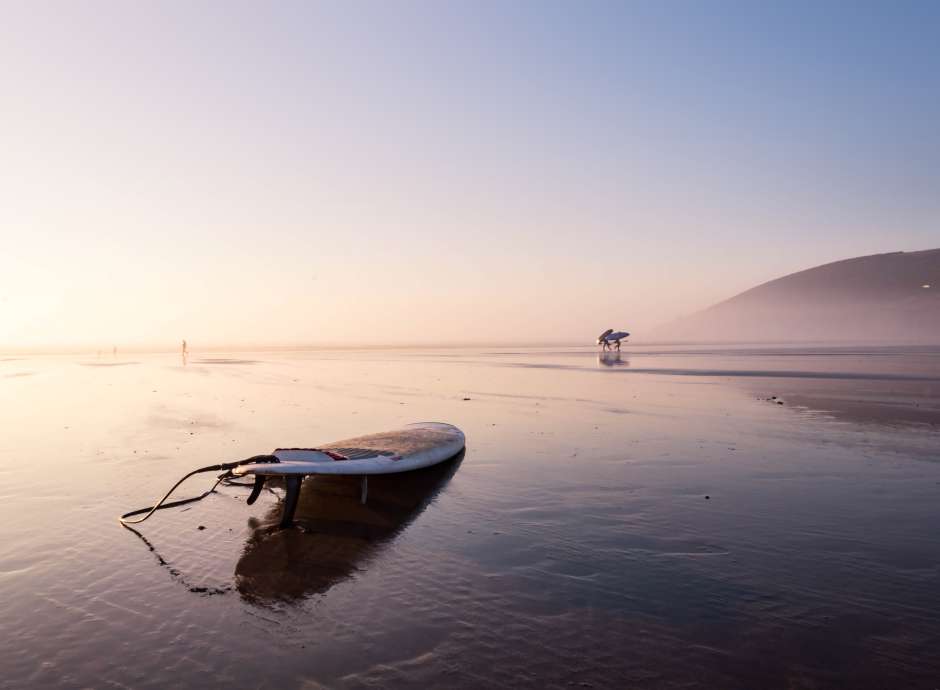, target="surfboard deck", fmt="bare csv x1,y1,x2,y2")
232,422,465,478
232,422,464,527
